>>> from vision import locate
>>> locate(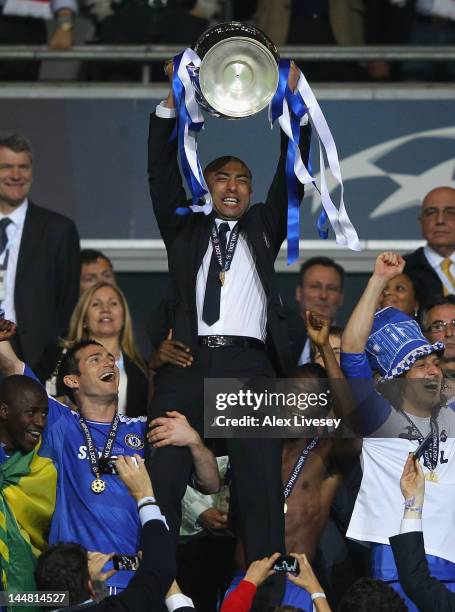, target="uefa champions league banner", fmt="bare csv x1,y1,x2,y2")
0,89,453,243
